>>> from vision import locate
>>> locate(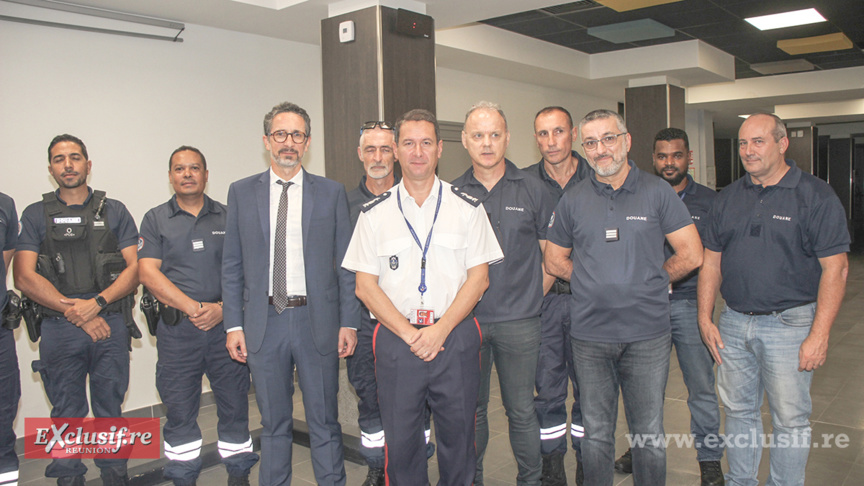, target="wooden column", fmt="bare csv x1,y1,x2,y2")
624,84,684,172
